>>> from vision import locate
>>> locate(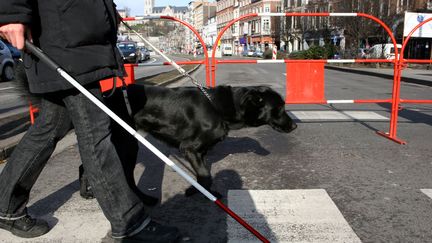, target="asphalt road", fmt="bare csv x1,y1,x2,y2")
133,55,190,79
0,60,432,242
